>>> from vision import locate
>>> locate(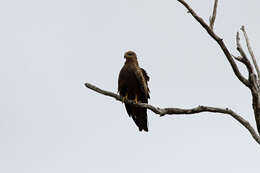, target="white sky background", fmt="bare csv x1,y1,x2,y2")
0,0,260,172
